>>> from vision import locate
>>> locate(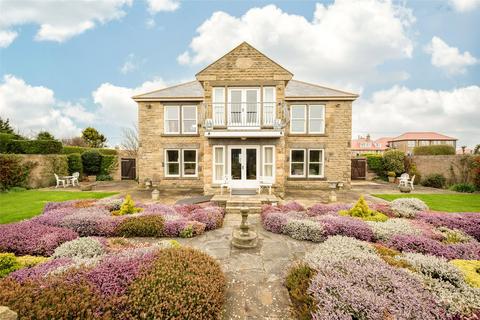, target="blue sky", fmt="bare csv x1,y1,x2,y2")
0,0,479,147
